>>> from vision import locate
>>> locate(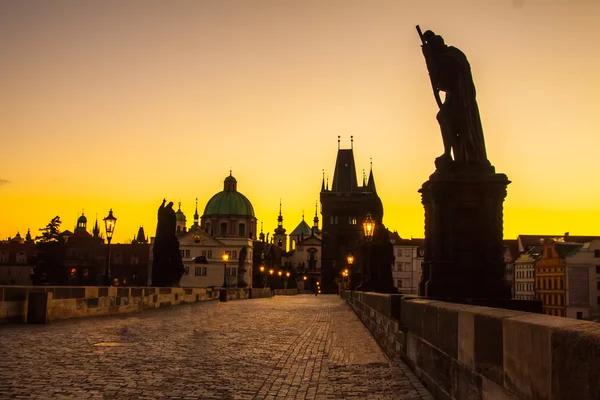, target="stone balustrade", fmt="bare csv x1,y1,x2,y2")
342,290,600,400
